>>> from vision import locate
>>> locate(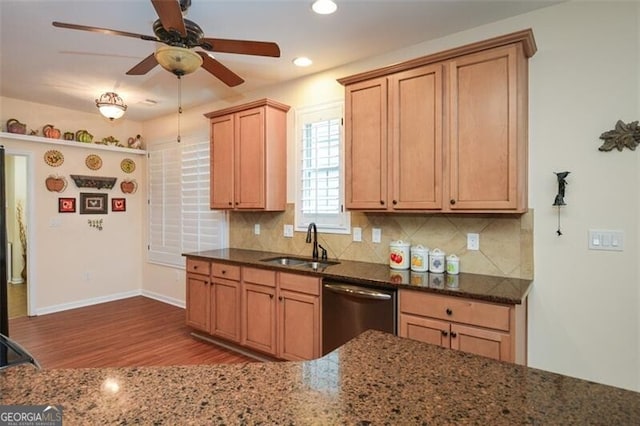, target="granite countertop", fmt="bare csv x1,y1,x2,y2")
185,248,531,305
2,330,639,424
